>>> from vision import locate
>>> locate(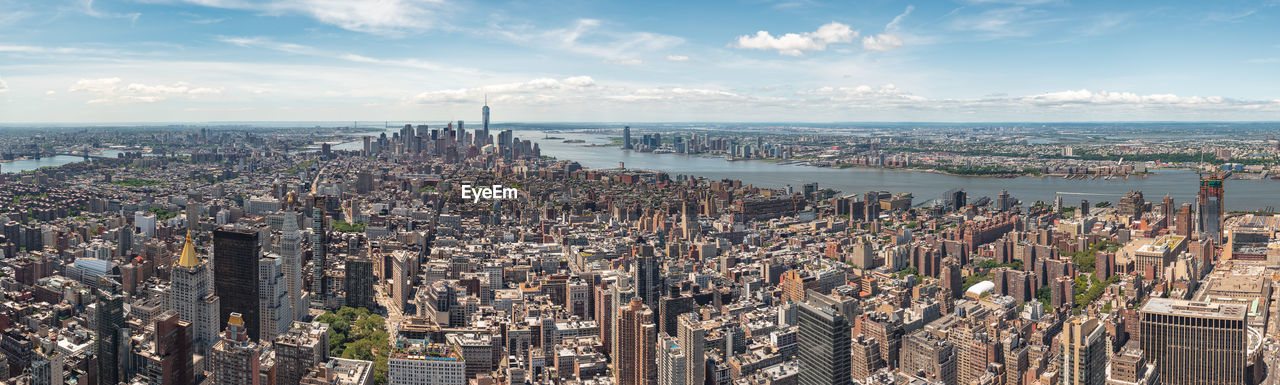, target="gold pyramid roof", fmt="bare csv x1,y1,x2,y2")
177,231,200,268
